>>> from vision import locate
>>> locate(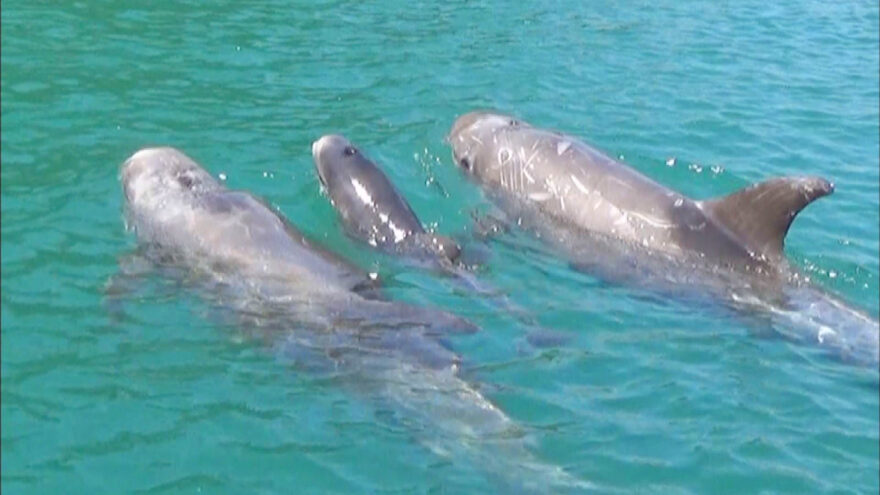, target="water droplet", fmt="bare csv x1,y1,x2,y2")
218,173,227,181
665,157,676,167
